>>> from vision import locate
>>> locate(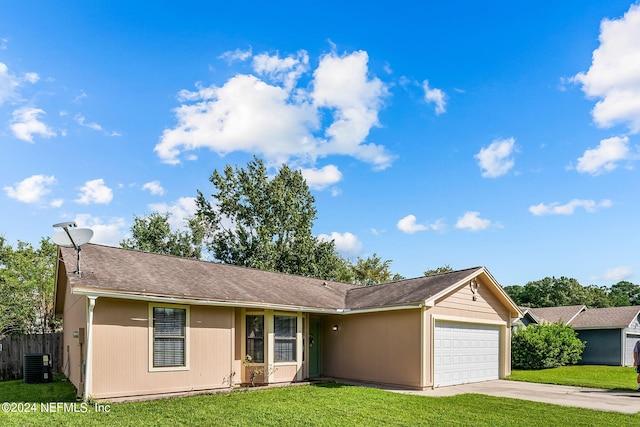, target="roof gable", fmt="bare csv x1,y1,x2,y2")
526,305,586,325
